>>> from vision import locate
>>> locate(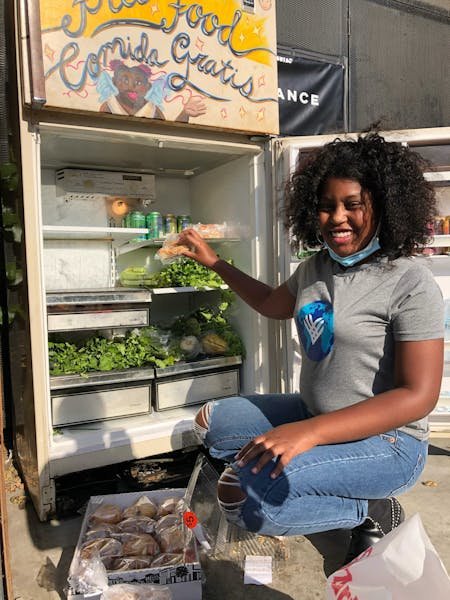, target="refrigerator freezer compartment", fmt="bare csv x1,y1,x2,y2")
47,288,152,306
50,367,155,390
155,369,240,411
47,308,150,331
52,383,152,426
